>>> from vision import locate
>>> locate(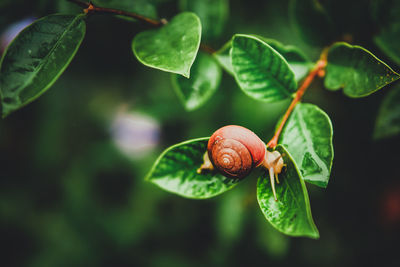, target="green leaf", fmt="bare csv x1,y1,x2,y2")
172,52,222,111
324,42,400,97
132,12,201,78
215,38,312,82
371,0,400,65
279,103,333,188
289,0,335,46
92,0,157,19
146,138,241,199
231,34,297,102
252,36,313,82
179,0,228,40
374,84,400,140
257,145,319,239
0,14,86,117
